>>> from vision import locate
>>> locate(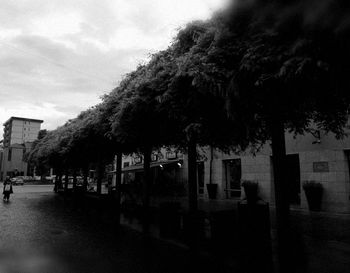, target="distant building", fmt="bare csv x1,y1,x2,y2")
0,117,43,180
0,140,3,178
